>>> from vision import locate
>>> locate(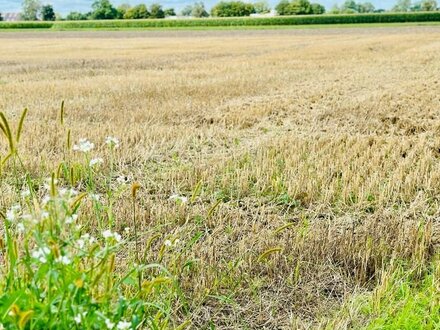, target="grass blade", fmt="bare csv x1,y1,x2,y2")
16,108,28,143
